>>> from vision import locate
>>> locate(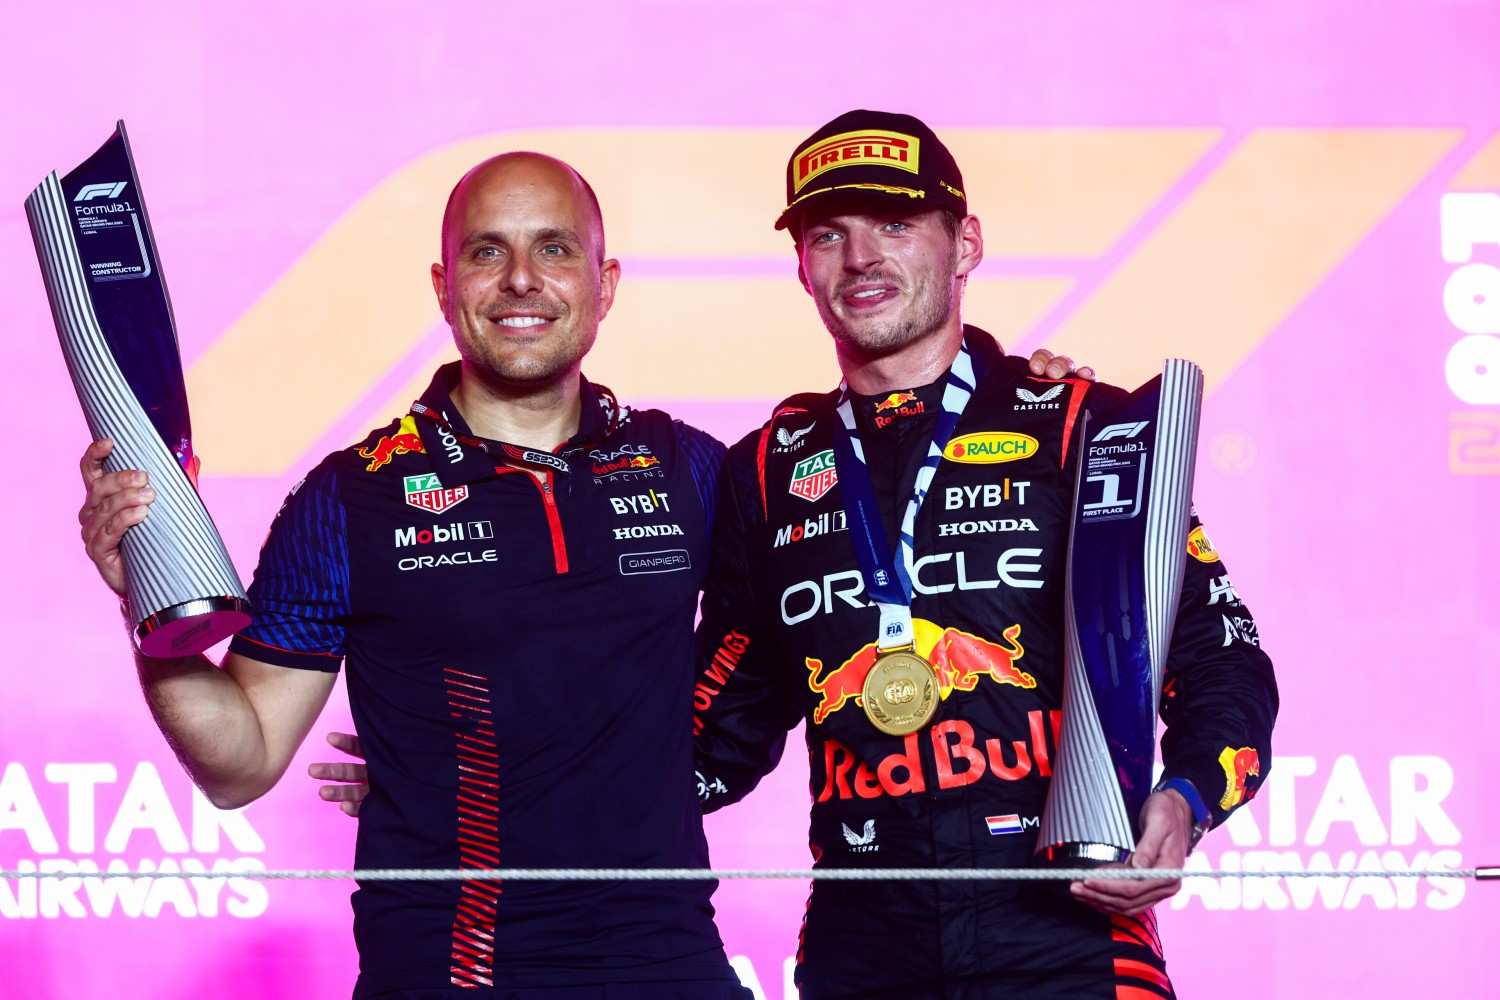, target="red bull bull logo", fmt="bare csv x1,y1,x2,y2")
871,391,927,429
931,623,1031,698
808,643,881,724
358,415,426,472
806,620,1031,725
591,446,662,478
1218,745,1261,809
874,391,917,412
